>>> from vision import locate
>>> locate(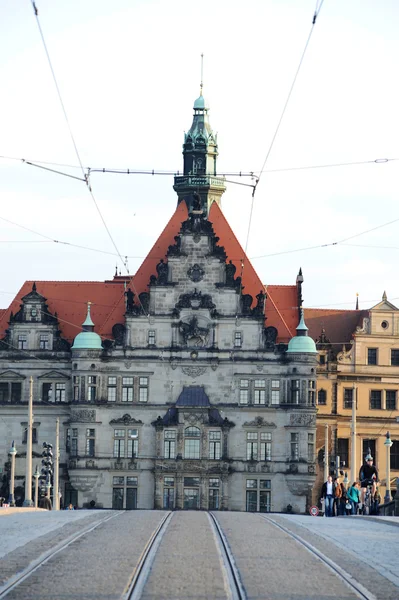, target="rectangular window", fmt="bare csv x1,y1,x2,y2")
234,331,242,348
148,330,156,345
0,382,9,402
184,439,200,459
88,386,96,402
386,390,396,410
318,389,327,405
209,488,219,510
391,441,399,470
308,433,315,462
55,383,66,402
247,432,258,460
184,477,200,487
239,379,249,404
337,438,349,468
308,380,315,405
164,430,176,458
246,479,257,489
11,382,21,402
88,376,97,384
18,334,27,350
127,438,138,458
291,380,300,404
139,377,149,402
86,429,95,457
42,382,52,402
112,488,124,510
164,477,174,487
23,427,37,444
113,476,125,485
254,380,266,405
344,388,353,409
122,377,133,402
370,390,382,410
107,376,117,402
290,432,299,460
260,432,272,461
209,431,221,460
114,439,125,458
39,334,49,350
209,478,220,487
391,349,399,366
271,380,280,405
73,376,80,401
367,348,378,365
163,486,174,510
